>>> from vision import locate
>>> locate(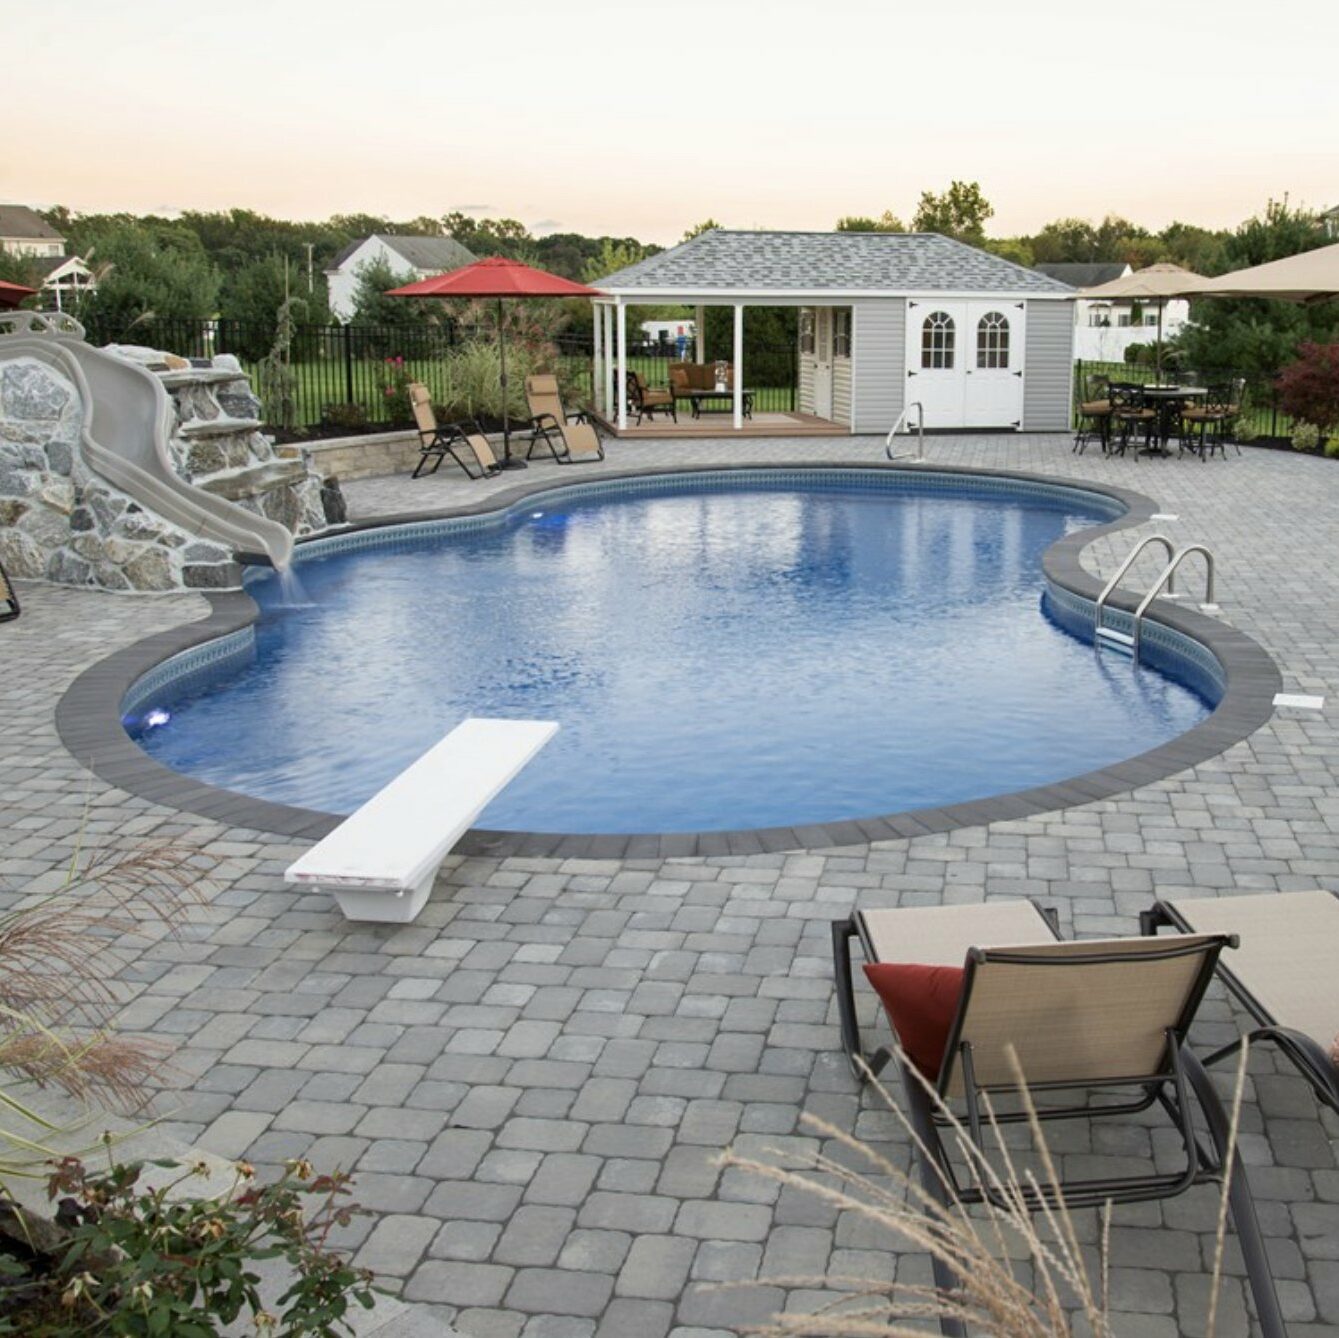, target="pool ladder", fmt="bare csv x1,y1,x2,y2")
1094,536,1217,661
885,402,925,461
